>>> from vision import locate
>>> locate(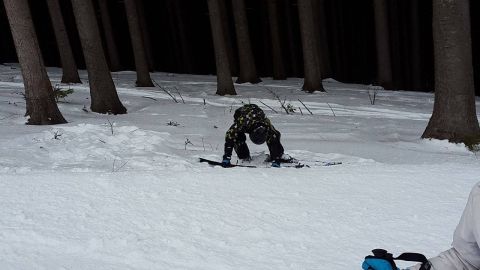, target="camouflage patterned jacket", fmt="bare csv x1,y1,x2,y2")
223,104,284,160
